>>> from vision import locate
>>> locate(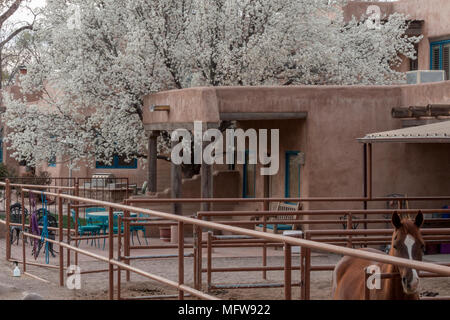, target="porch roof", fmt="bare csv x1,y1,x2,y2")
358,120,450,143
